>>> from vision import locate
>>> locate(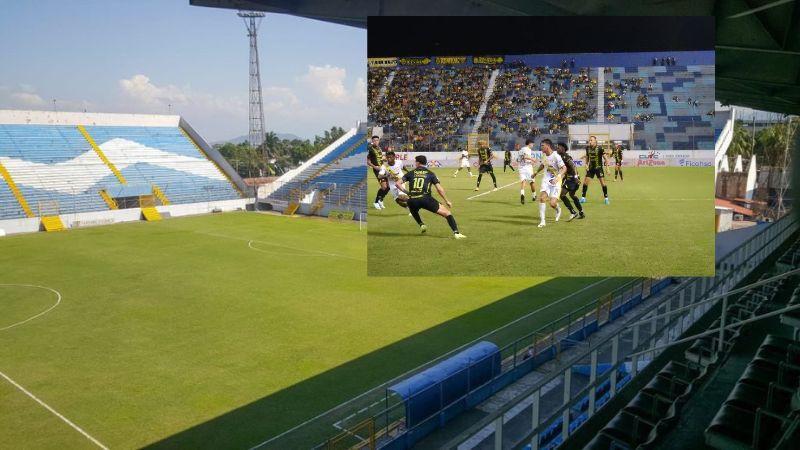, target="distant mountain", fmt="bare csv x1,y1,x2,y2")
212,133,303,145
